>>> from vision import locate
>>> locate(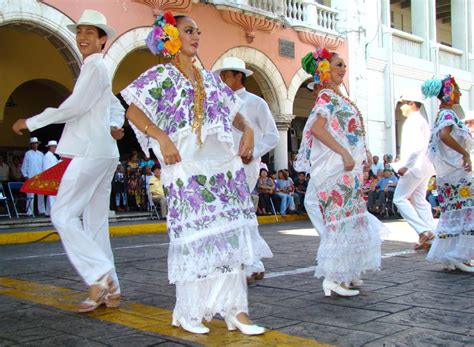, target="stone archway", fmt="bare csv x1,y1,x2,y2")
211,47,287,117
106,27,204,81
2,79,71,149
0,0,81,77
